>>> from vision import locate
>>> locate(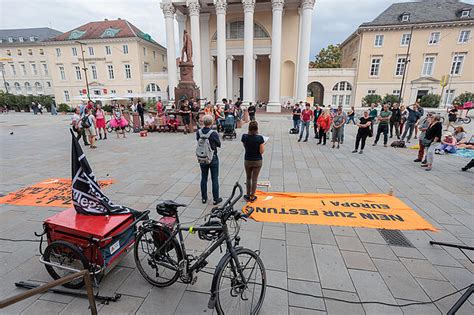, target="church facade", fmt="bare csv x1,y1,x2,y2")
160,0,315,112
